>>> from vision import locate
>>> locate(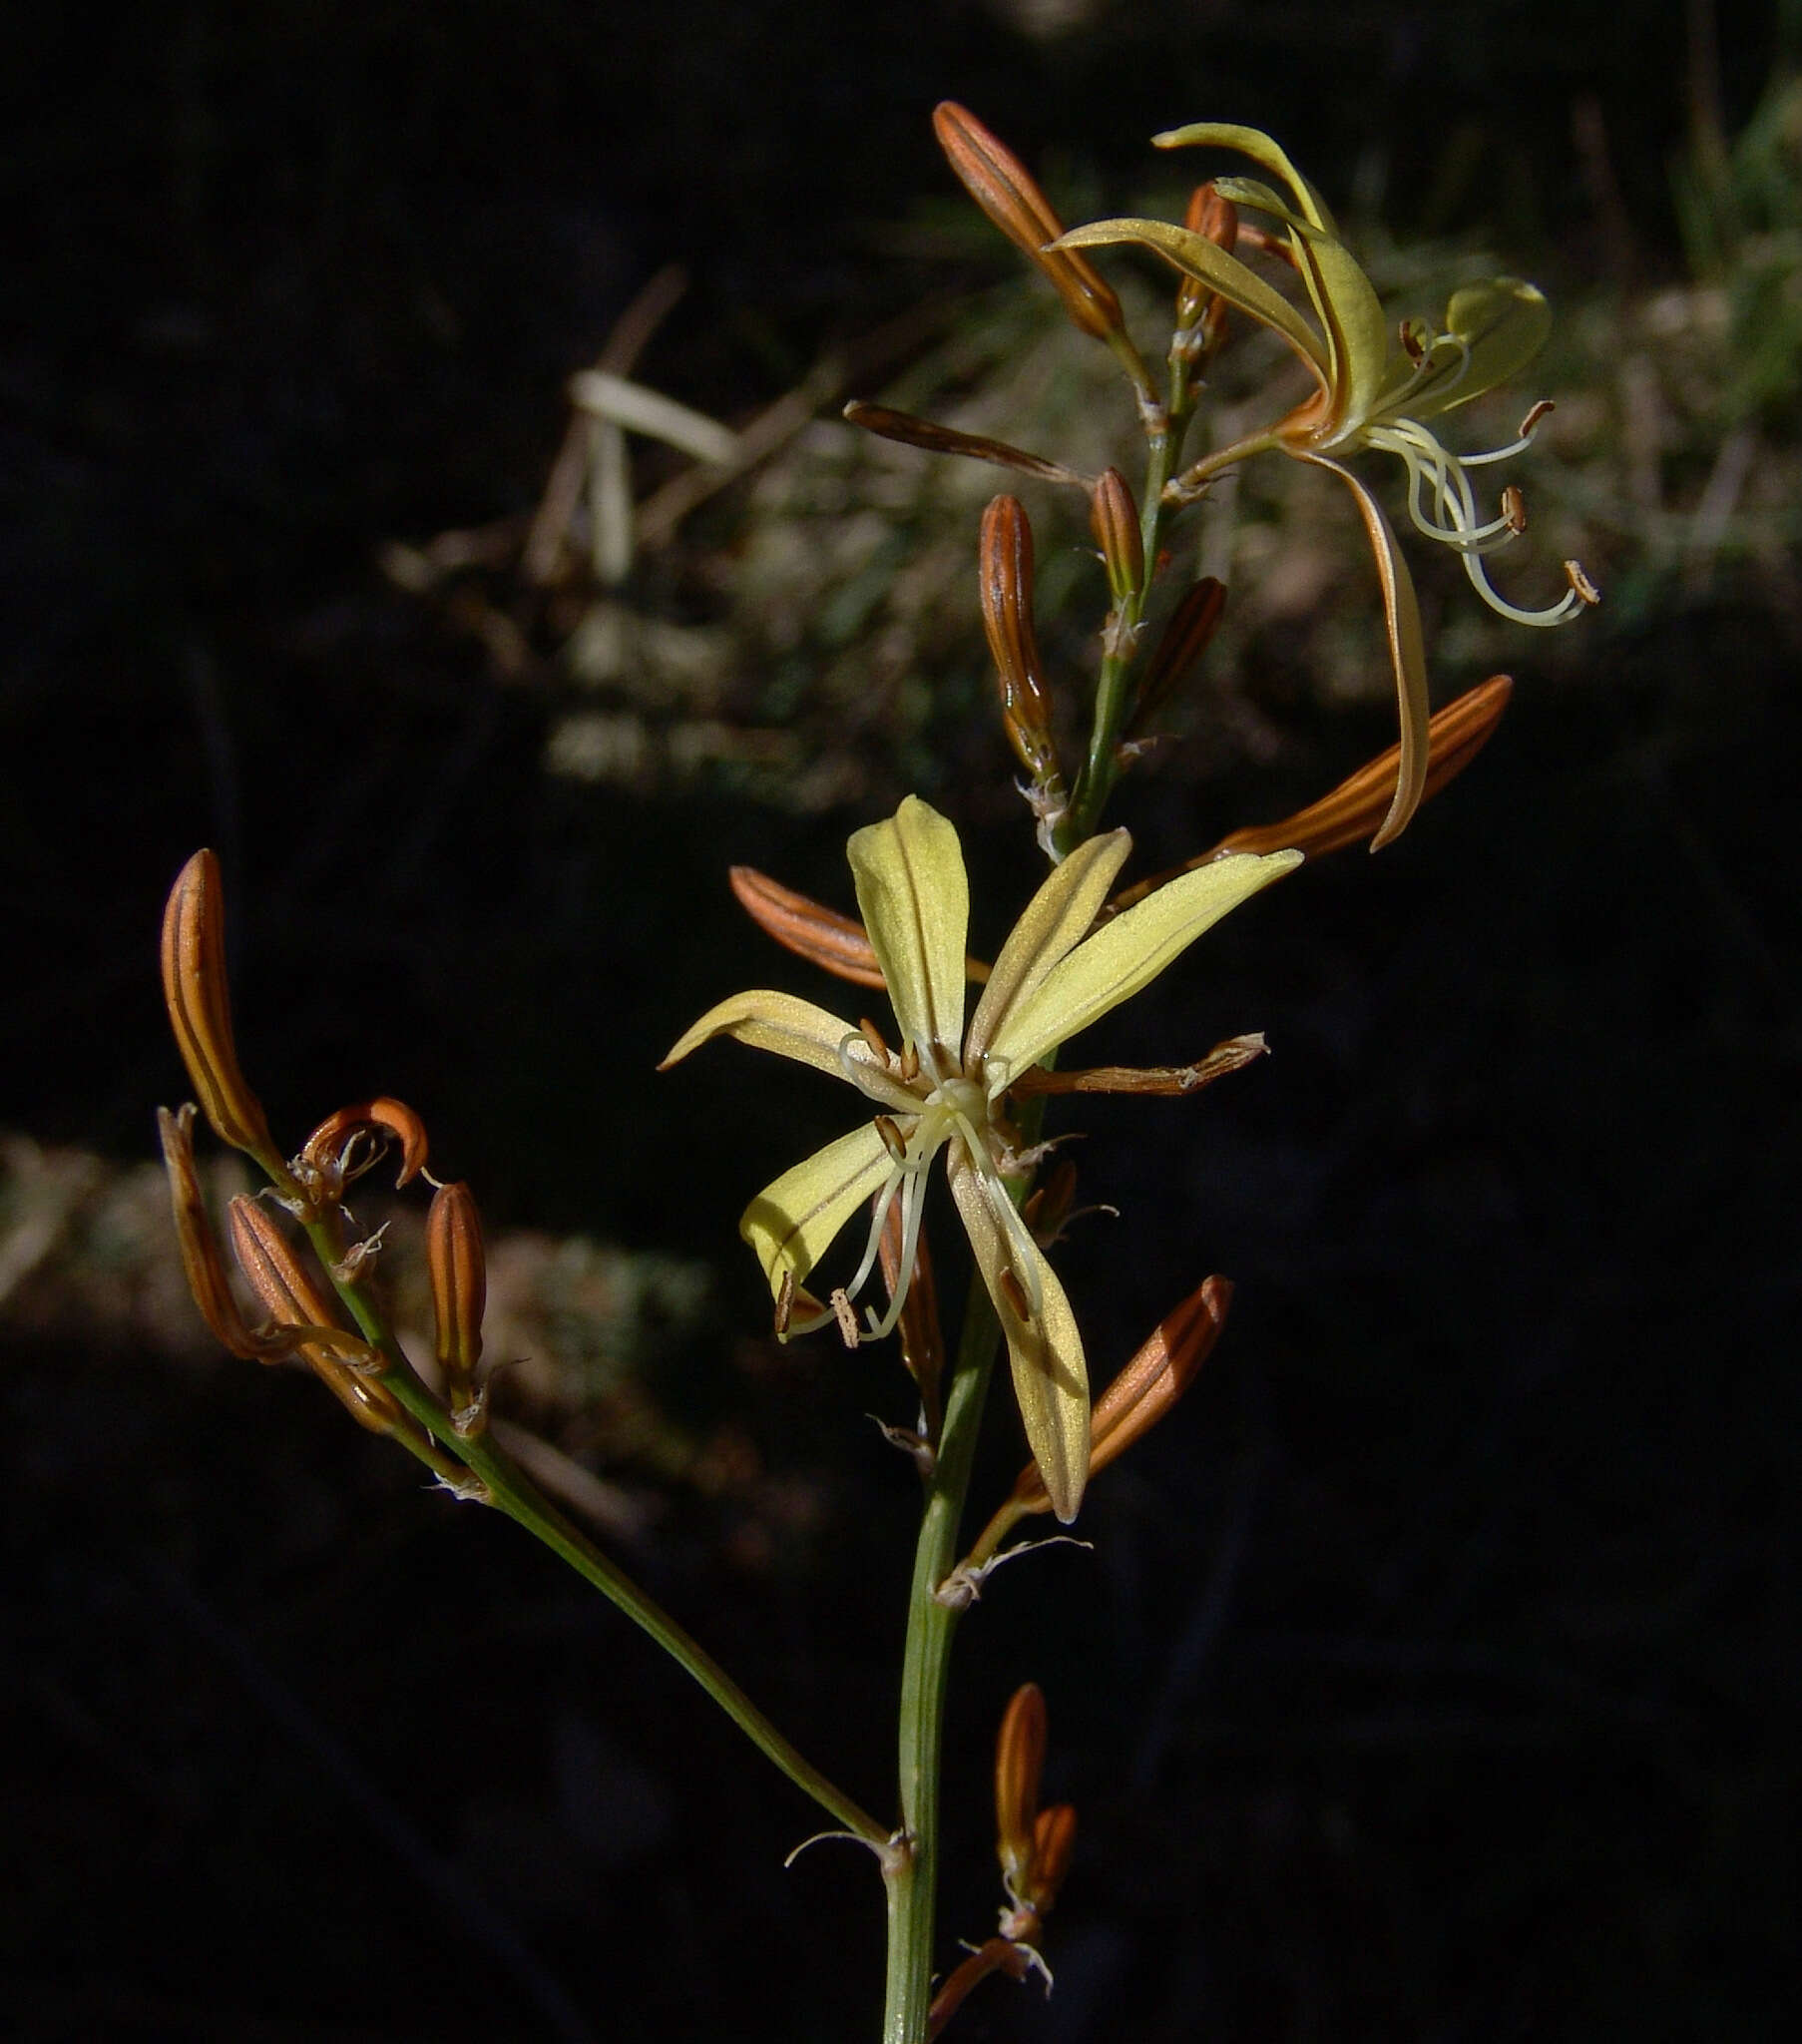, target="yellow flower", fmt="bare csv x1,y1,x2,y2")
662,796,1298,1521
1059,123,1595,847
